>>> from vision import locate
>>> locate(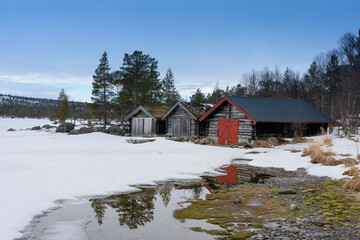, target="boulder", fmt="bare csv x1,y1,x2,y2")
93,127,109,133
108,125,124,135
7,128,15,131
277,190,297,195
56,123,75,133
31,126,41,130
290,204,299,211
42,124,51,129
68,127,93,135
233,199,242,204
